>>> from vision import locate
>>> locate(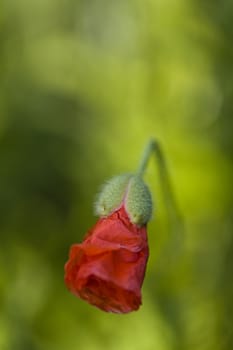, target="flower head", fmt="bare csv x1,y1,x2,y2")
65,174,152,313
